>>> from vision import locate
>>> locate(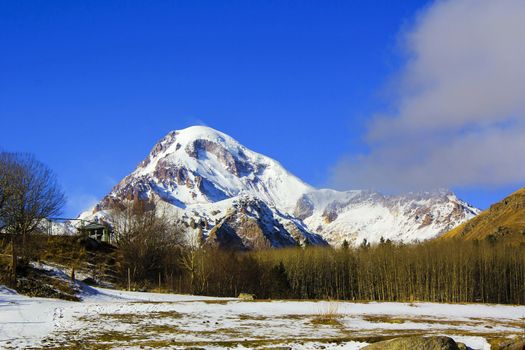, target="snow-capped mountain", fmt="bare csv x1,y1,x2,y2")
80,126,479,248
96,126,311,211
